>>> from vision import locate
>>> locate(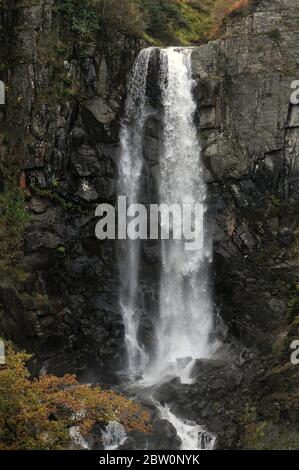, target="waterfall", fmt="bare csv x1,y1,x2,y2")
145,47,217,384
118,48,152,377
118,46,218,451
119,47,217,380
